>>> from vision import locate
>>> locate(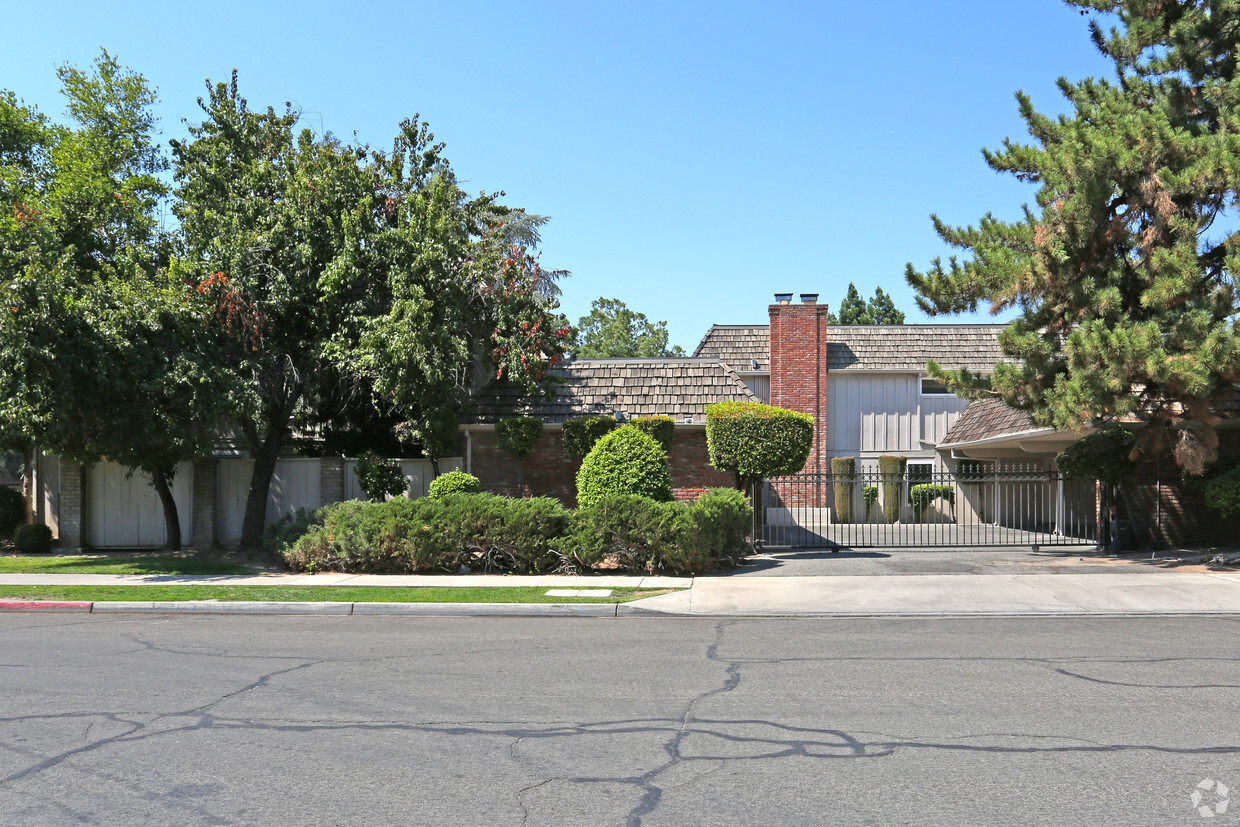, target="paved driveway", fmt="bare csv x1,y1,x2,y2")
722,546,1185,577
